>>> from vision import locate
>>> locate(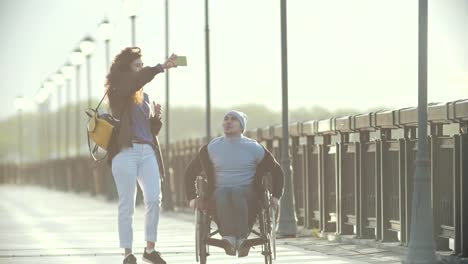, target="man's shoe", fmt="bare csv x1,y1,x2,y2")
123,253,137,264
221,237,236,256
237,239,251,258
142,248,166,264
